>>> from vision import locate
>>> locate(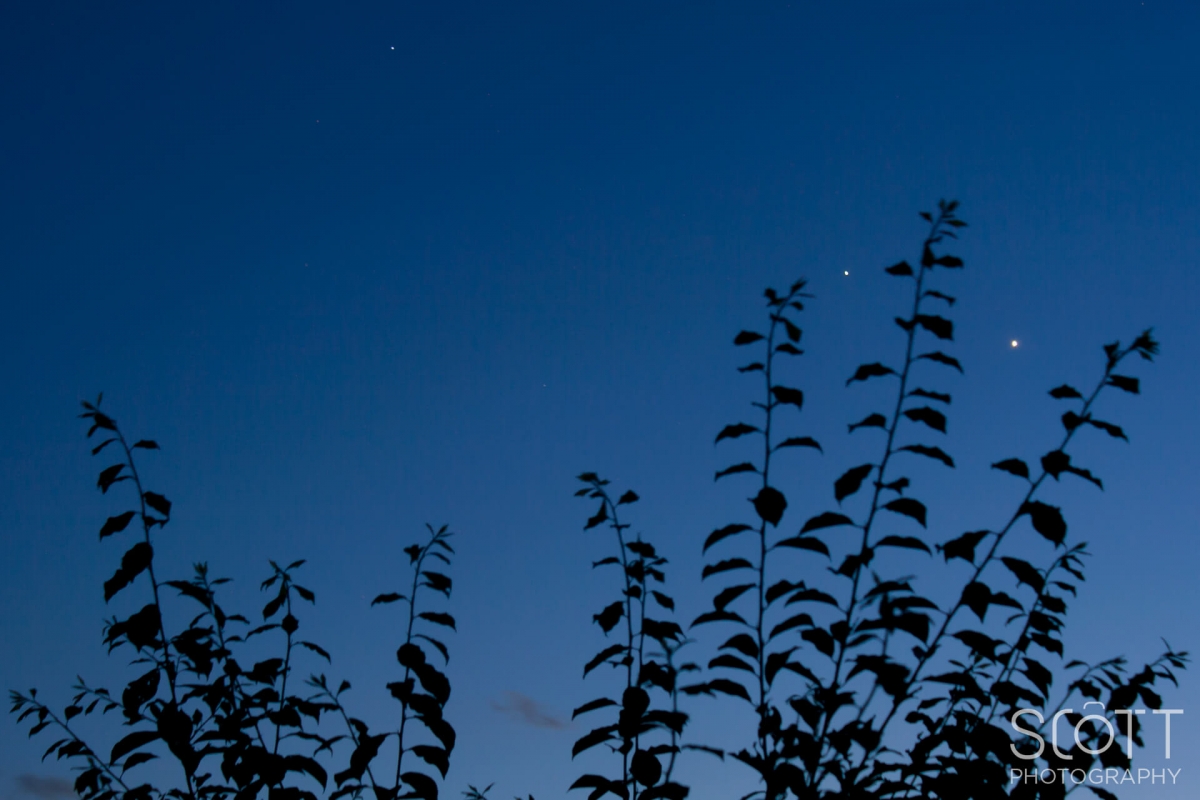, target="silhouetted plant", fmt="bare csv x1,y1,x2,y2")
675,275,825,799
564,202,1186,799
12,202,1189,800
569,474,691,800
11,399,458,800
675,201,1188,798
